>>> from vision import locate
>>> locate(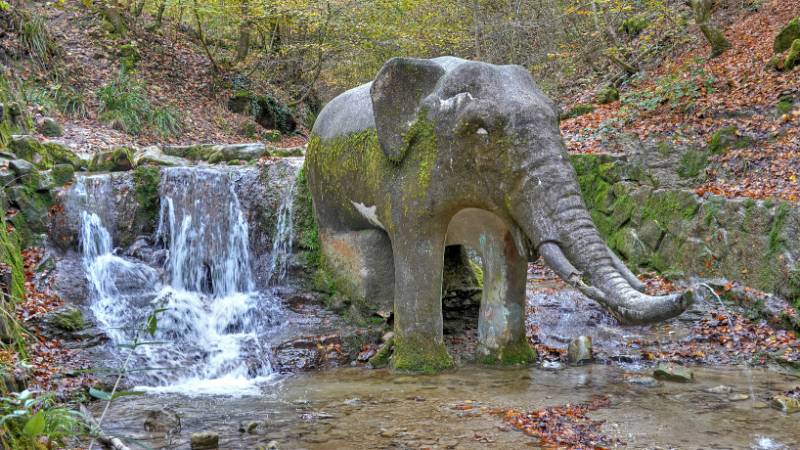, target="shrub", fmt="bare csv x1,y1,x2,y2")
98,72,182,137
